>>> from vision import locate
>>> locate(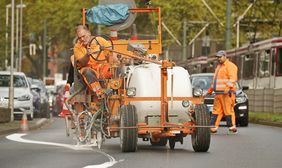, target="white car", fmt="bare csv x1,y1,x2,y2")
0,71,34,120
